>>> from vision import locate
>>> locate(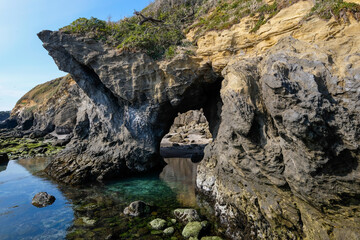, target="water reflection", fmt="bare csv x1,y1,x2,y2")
0,161,8,173
0,158,73,240
0,157,219,240
160,158,198,207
